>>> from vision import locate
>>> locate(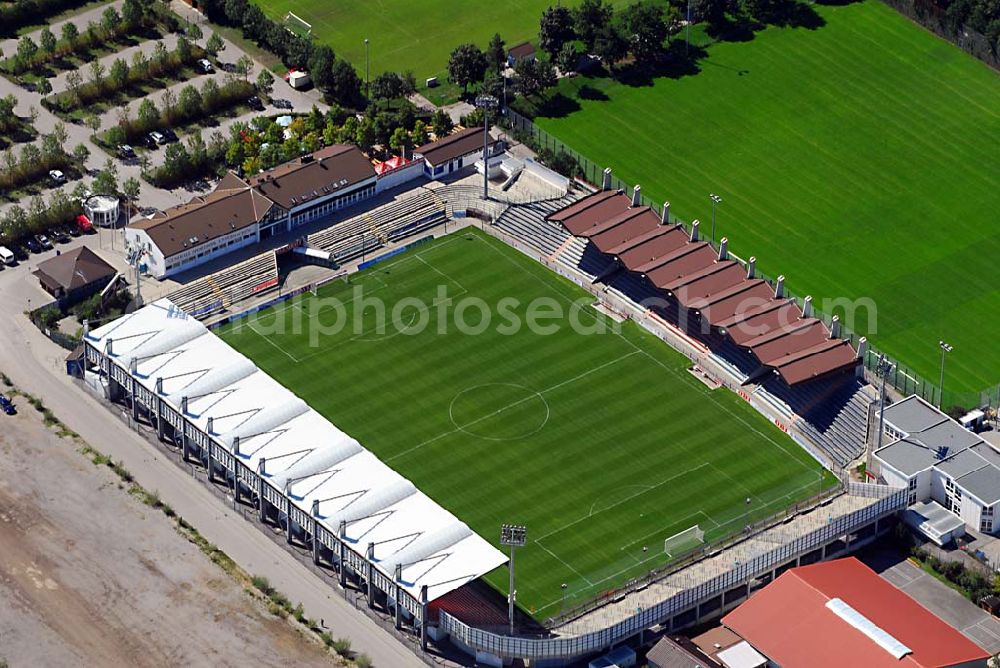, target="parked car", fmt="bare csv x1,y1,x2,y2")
149,130,166,145
161,129,178,143
0,395,16,415
35,234,53,250
0,246,13,265
49,169,66,184
247,96,264,111
25,237,42,253
66,222,81,237
12,244,28,261
76,214,94,234
196,58,215,74
117,144,136,159
273,98,293,109
50,228,70,244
